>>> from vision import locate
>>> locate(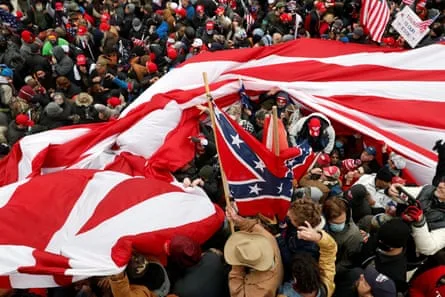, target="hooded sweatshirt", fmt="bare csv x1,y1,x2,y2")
53,46,74,80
